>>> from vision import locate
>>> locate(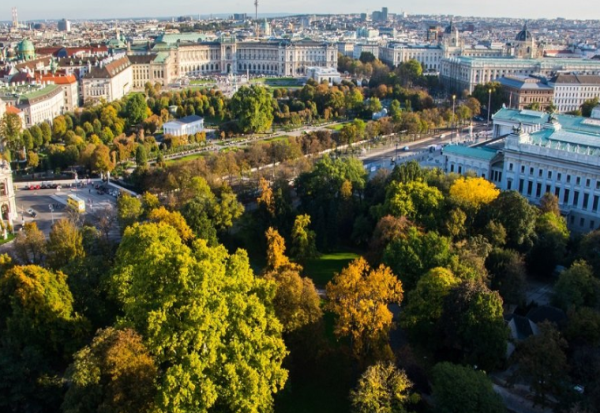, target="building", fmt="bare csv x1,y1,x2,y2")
81,55,132,104
548,74,600,113
163,115,205,137
306,67,341,85
36,73,79,112
16,39,35,61
1,84,65,127
379,43,443,71
441,56,600,93
149,34,337,78
498,75,554,111
445,107,600,232
57,19,71,32
0,160,18,226
128,54,170,90
353,43,380,60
